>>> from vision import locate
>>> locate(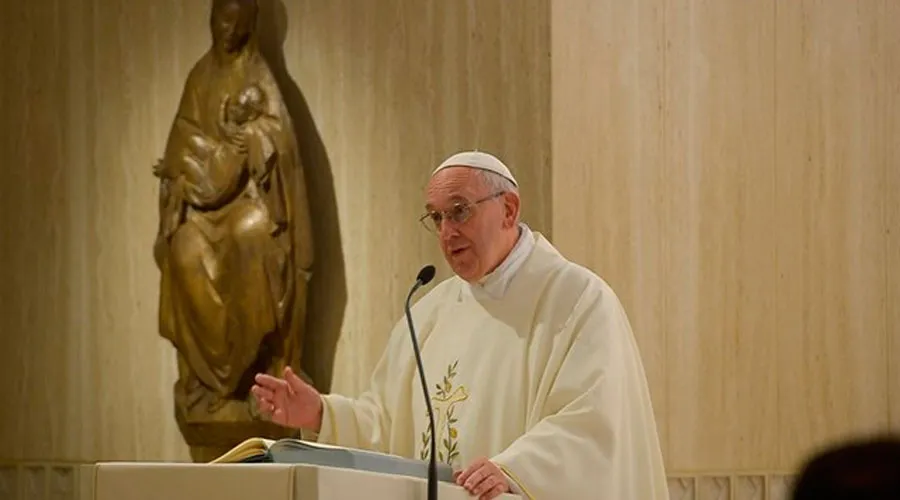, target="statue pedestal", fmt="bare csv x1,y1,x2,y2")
174,369,314,462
